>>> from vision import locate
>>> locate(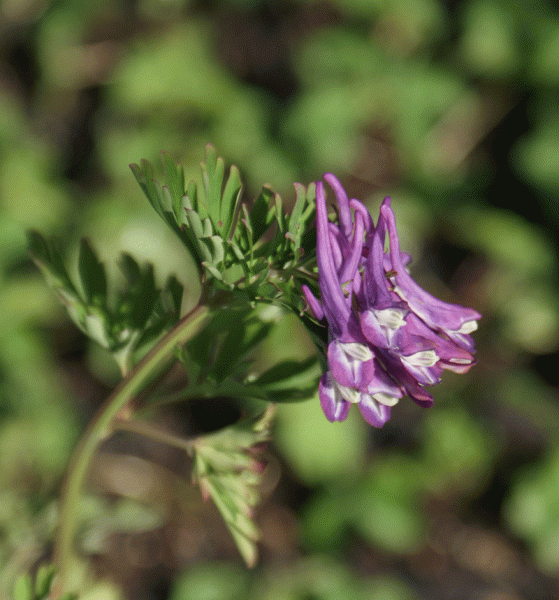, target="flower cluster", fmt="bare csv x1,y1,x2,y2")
303,175,481,427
